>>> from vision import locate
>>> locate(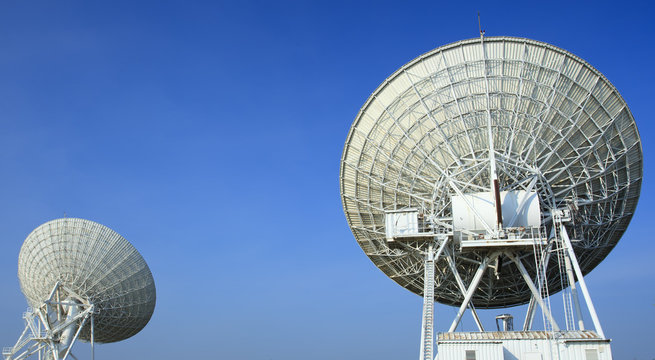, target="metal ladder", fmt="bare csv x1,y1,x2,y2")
532,232,554,333
420,253,435,360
